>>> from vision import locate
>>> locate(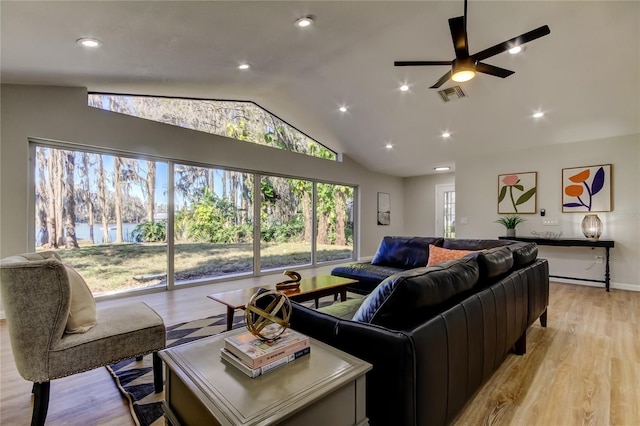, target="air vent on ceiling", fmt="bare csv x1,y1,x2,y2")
438,86,467,102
